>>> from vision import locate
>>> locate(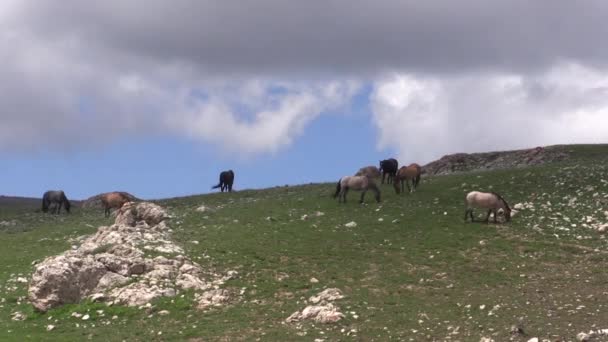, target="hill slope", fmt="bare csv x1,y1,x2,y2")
421,144,603,175
1,144,608,341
